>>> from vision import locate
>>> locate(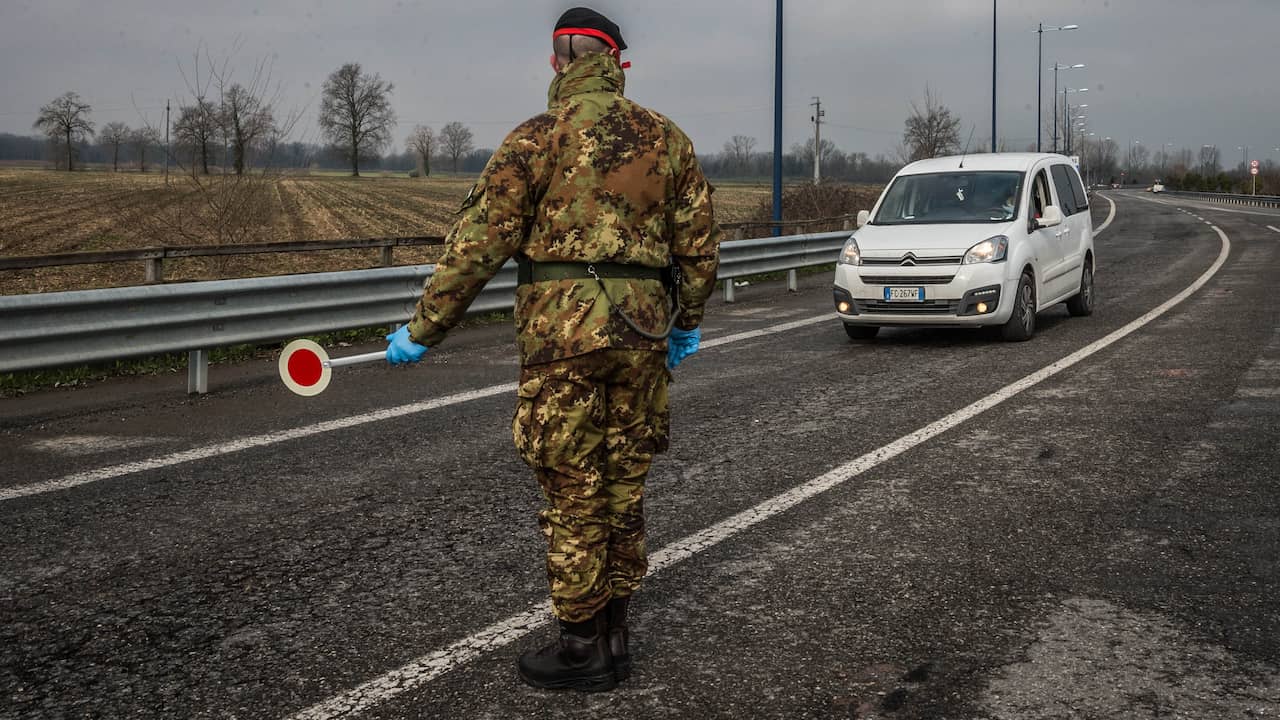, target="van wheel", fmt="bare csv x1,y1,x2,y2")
1066,263,1095,317
1000,273,1036,342
844,324,879,340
